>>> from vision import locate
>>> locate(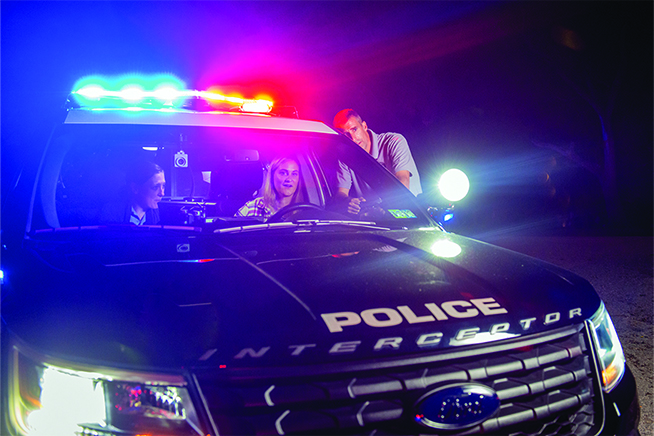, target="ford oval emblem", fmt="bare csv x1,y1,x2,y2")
415,384,500,430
